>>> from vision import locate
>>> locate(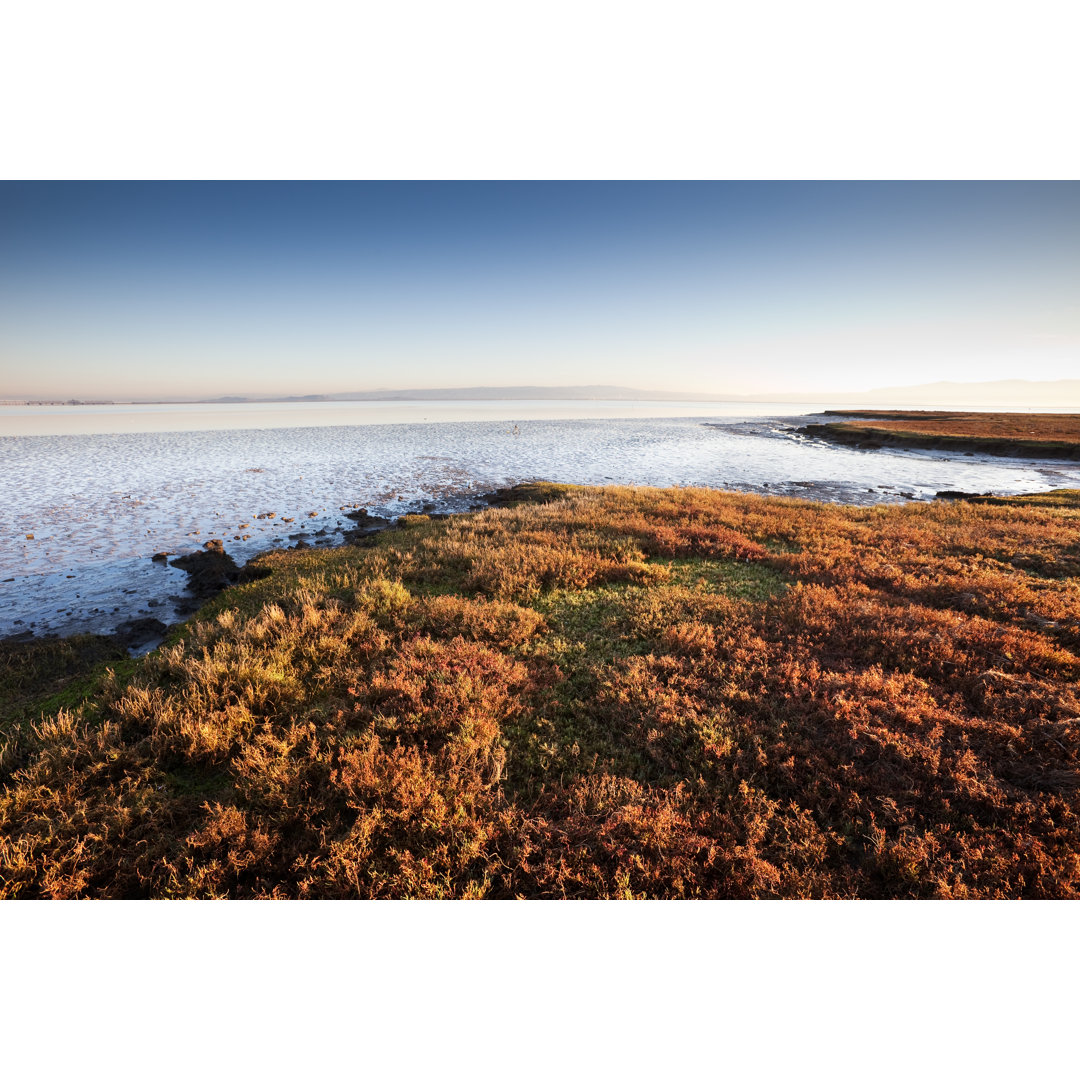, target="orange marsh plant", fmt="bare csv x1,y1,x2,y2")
1,482,1078,898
